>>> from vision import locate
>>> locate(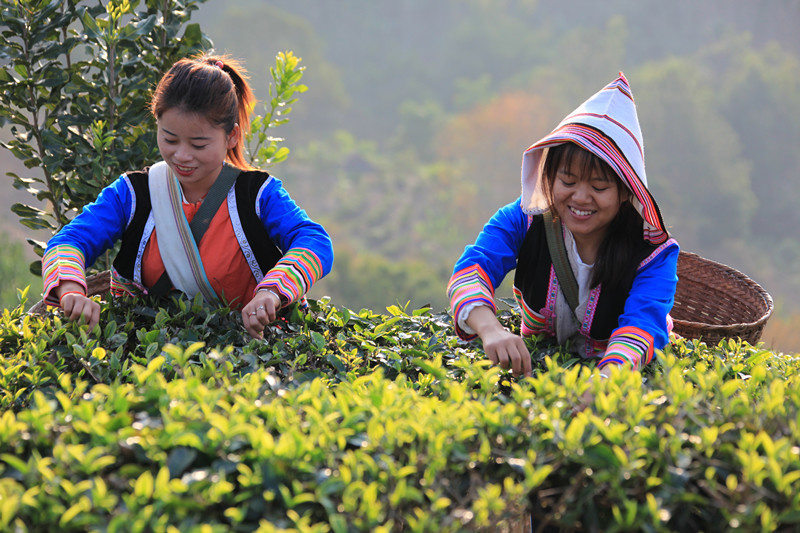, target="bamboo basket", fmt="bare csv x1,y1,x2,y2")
671,251,773,345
